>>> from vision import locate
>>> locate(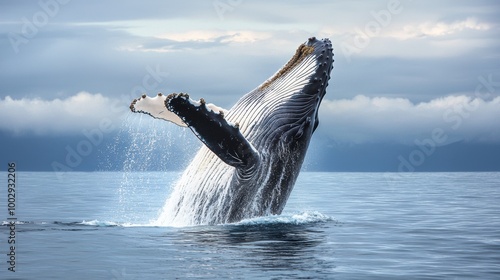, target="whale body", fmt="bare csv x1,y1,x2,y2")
130,37,334,226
